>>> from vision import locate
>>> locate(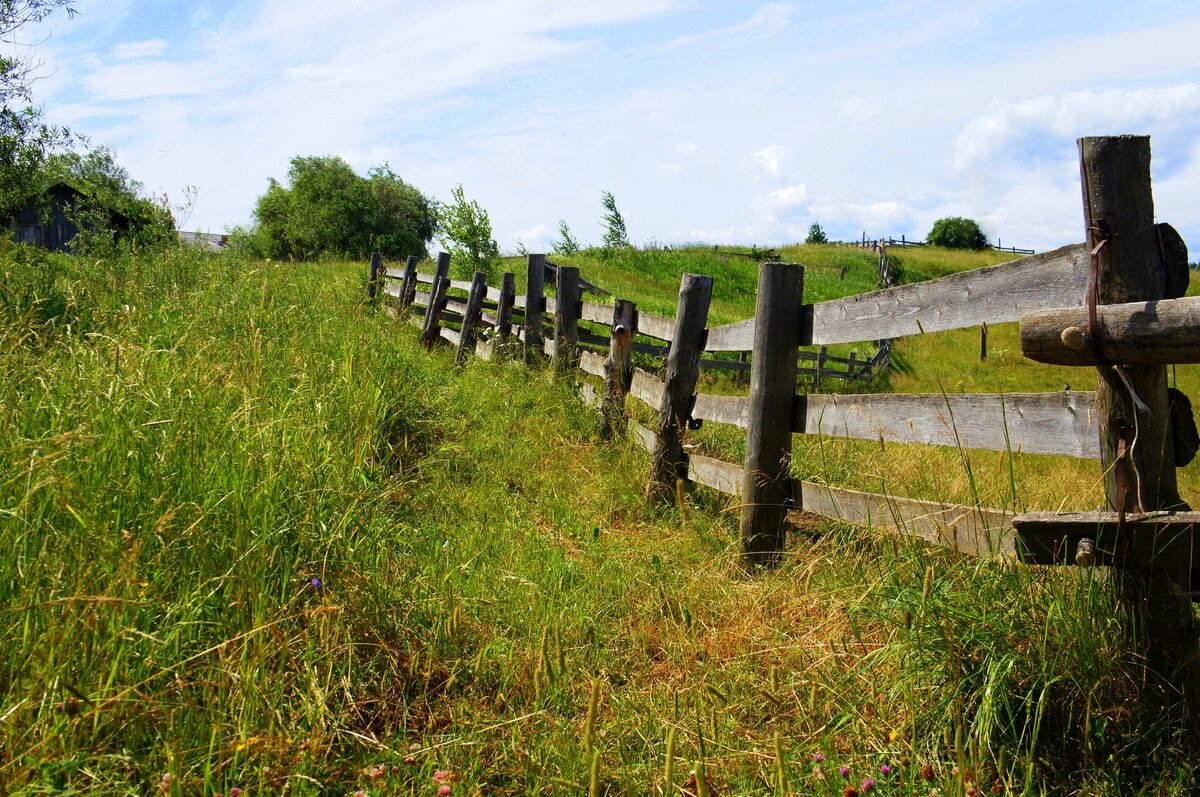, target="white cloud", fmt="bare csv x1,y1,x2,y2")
112,39,169,60
657,3,793,52
766,184,808,207
954,84,1200,171
753,145,788,179
657,163,682,177
839,97,878,125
